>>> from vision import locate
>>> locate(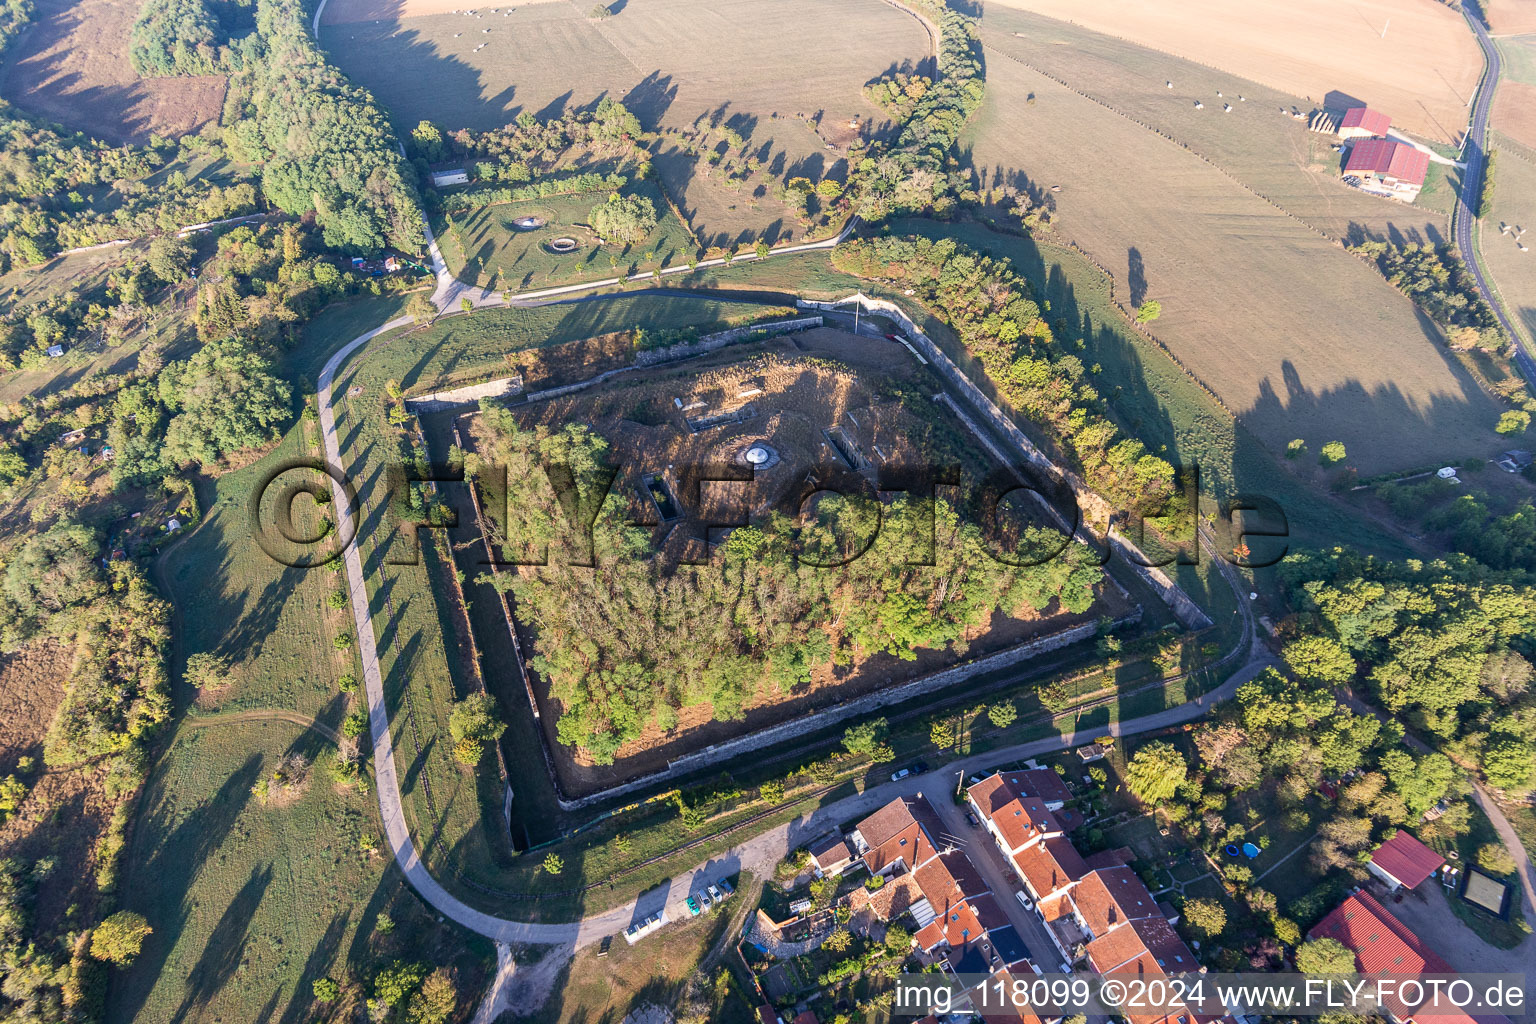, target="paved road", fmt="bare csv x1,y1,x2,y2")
1455,4,1536,382
316,296,1274,948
